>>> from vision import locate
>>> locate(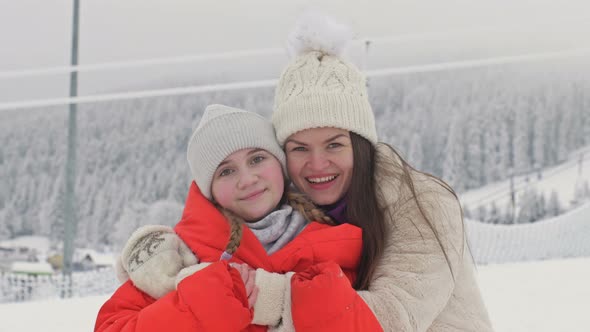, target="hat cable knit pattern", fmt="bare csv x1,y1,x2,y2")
187,104,286,199
272,13,378,146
